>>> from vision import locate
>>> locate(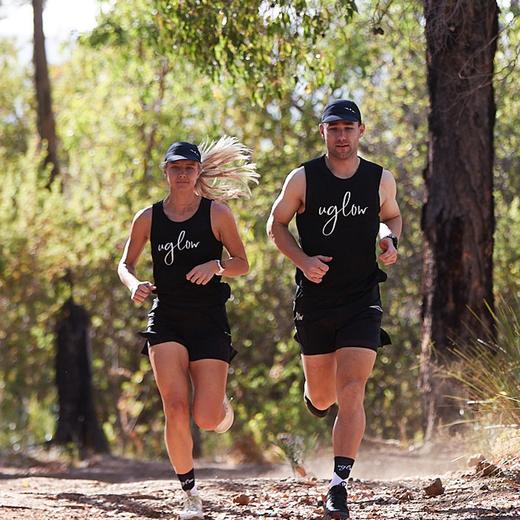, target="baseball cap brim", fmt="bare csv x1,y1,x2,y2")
164,153,200,163
321,114,360,123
